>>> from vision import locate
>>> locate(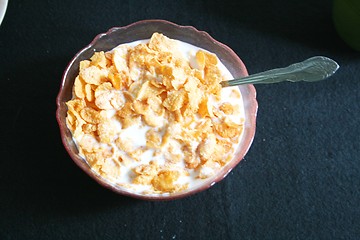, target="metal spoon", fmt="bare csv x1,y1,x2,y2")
220,56,339,87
